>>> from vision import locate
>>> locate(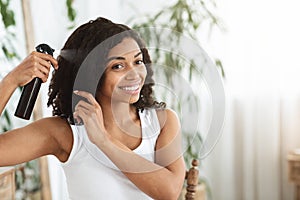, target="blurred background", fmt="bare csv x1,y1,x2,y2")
1,0,300,200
